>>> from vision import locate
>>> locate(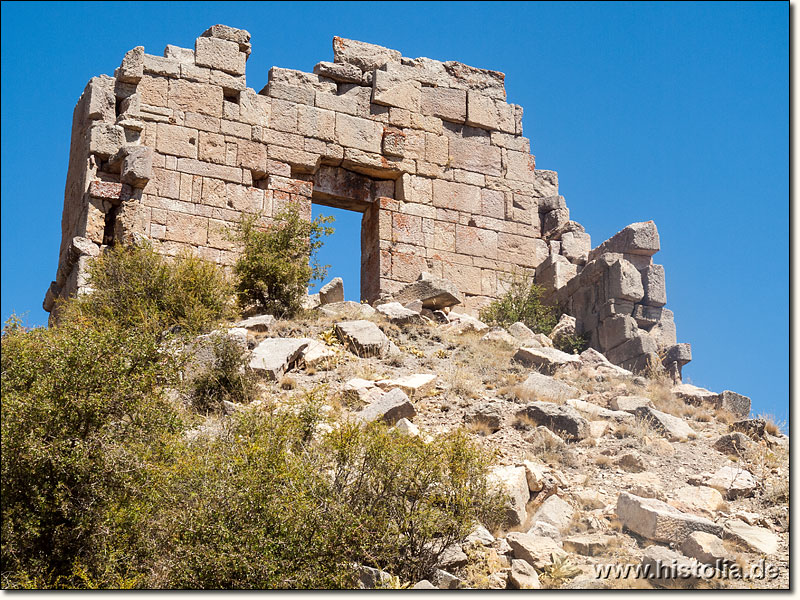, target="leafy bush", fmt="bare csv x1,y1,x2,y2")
64,242,235,335
553,332,589,355
479,270,557,334
232,207,334,318
1,316,183,588
188,333,258,414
